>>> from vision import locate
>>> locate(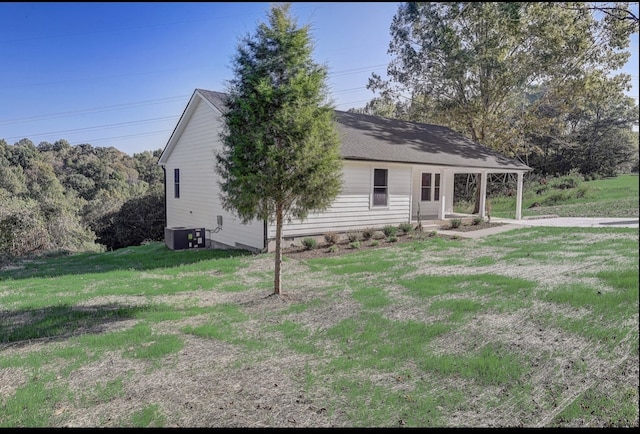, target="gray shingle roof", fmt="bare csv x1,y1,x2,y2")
197,89,228,111
196,88,531,172
334,110,530,171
